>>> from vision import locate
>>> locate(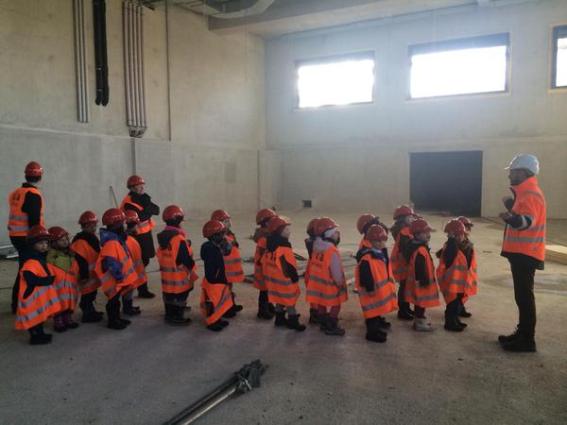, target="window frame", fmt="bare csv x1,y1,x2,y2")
407,33,511,101
551,25,567,90
294,51,376,110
